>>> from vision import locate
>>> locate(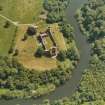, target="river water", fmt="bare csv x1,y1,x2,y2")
0,0,91,105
